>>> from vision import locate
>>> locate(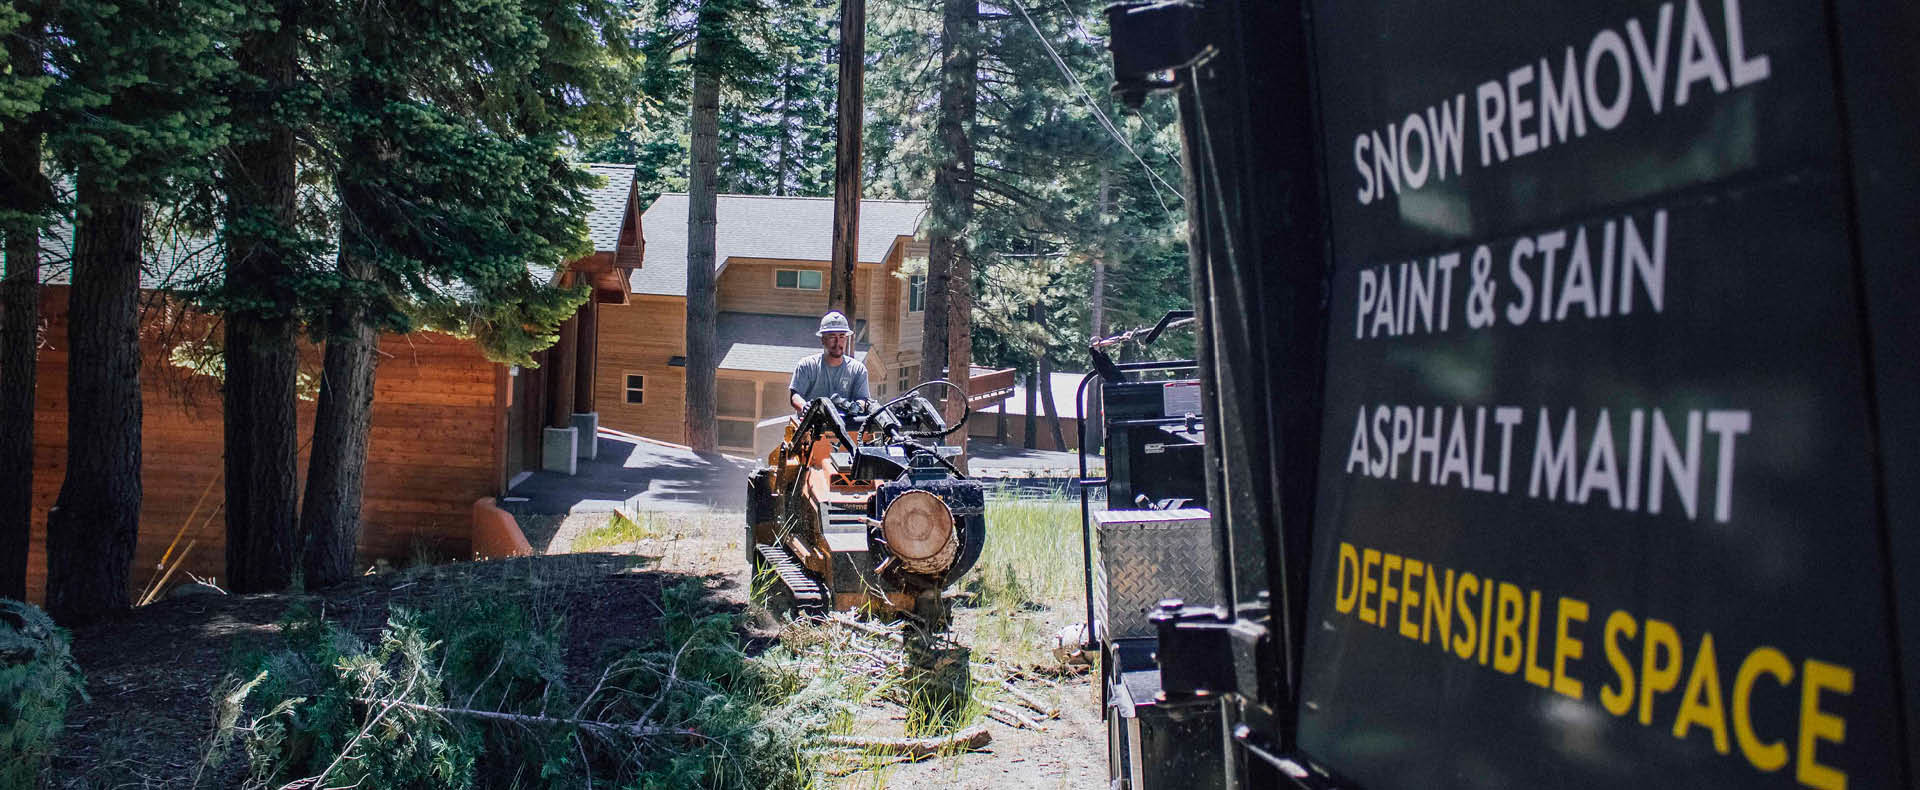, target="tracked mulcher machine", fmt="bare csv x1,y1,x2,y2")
746,385,986,625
